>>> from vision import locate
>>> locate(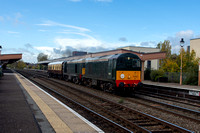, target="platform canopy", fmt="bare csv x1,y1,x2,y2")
0,54,22,69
